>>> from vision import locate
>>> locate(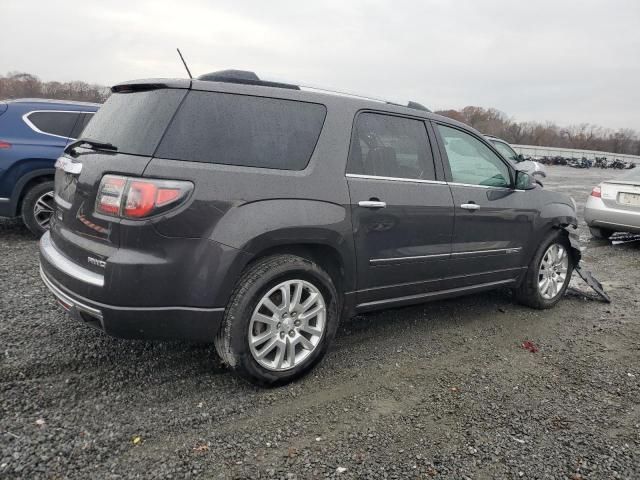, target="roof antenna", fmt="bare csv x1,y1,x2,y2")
176,48,193,79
